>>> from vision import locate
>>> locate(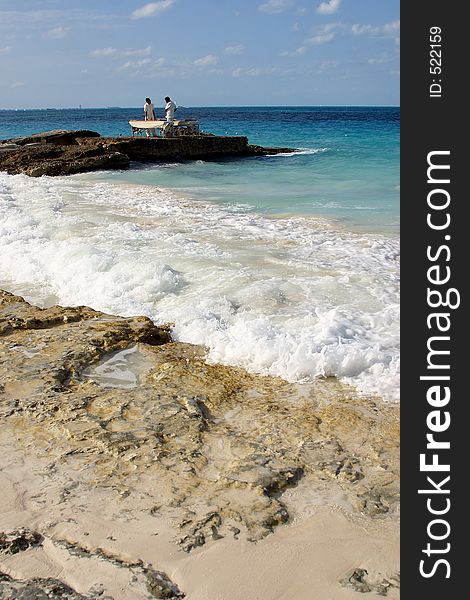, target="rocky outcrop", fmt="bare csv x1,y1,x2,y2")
0,130,294,177
0,139,130,177
0,289,399,598
0,290,399,532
